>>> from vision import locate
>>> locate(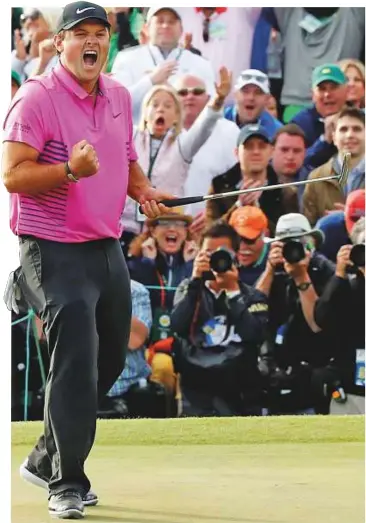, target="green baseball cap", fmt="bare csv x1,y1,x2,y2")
11,70,21,87
312,63,347,88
